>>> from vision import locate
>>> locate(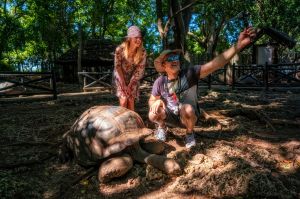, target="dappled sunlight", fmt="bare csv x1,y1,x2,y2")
160,136,300,198
97,164,148,197
184,154,214,174
1,88,299,198
99,177,142,196
244,139,300,174
168,158,255,197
